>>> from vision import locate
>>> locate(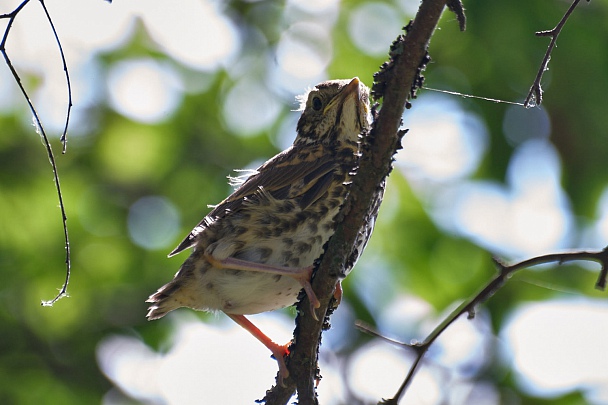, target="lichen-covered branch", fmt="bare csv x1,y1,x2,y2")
260,0,458,403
